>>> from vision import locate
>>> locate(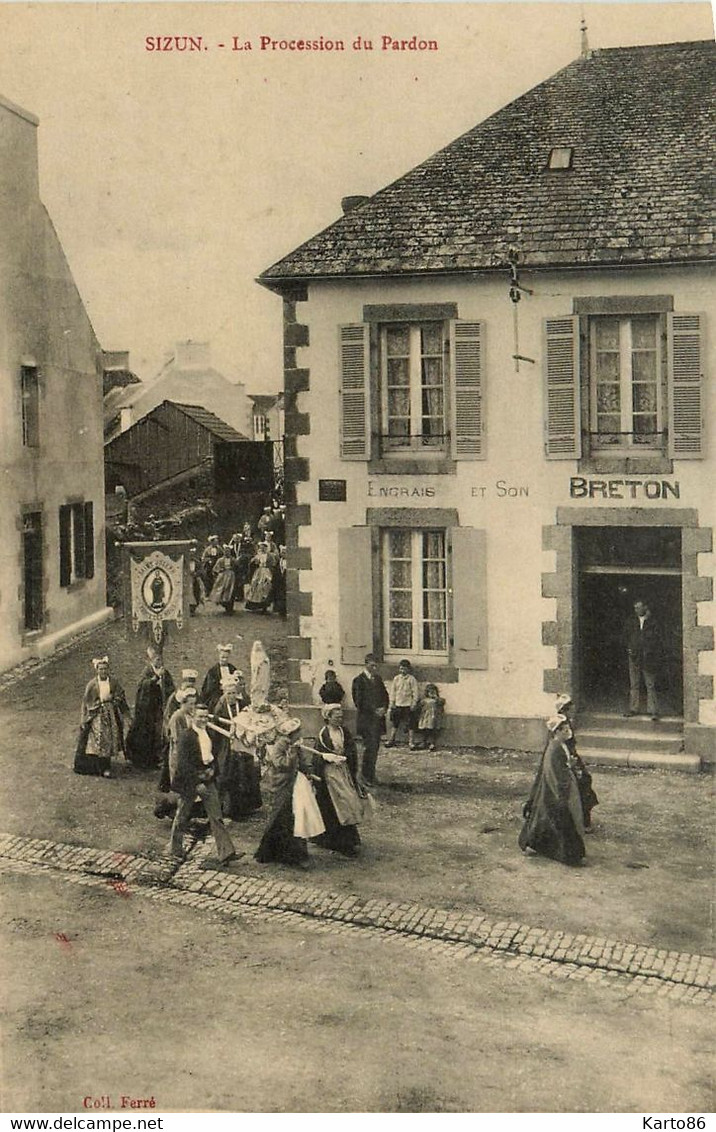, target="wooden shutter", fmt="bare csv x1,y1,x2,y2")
339,324,370,460
338,526,374,663
450,320,485,459
544,316,581,458
72,503,85,579
450,527,487,669
84,501,95,579
59,506,72,587
668,313,704,458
